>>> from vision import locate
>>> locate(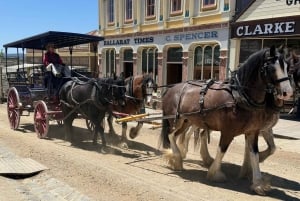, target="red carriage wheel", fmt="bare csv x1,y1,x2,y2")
7,87,21,130
34,101,49,138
